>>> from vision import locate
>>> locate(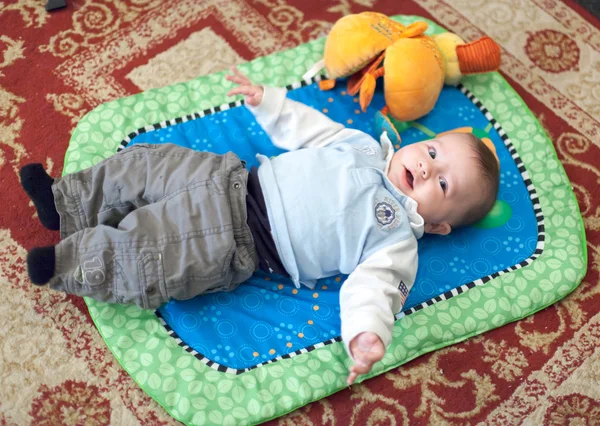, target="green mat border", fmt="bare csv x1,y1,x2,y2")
64,16,587,426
